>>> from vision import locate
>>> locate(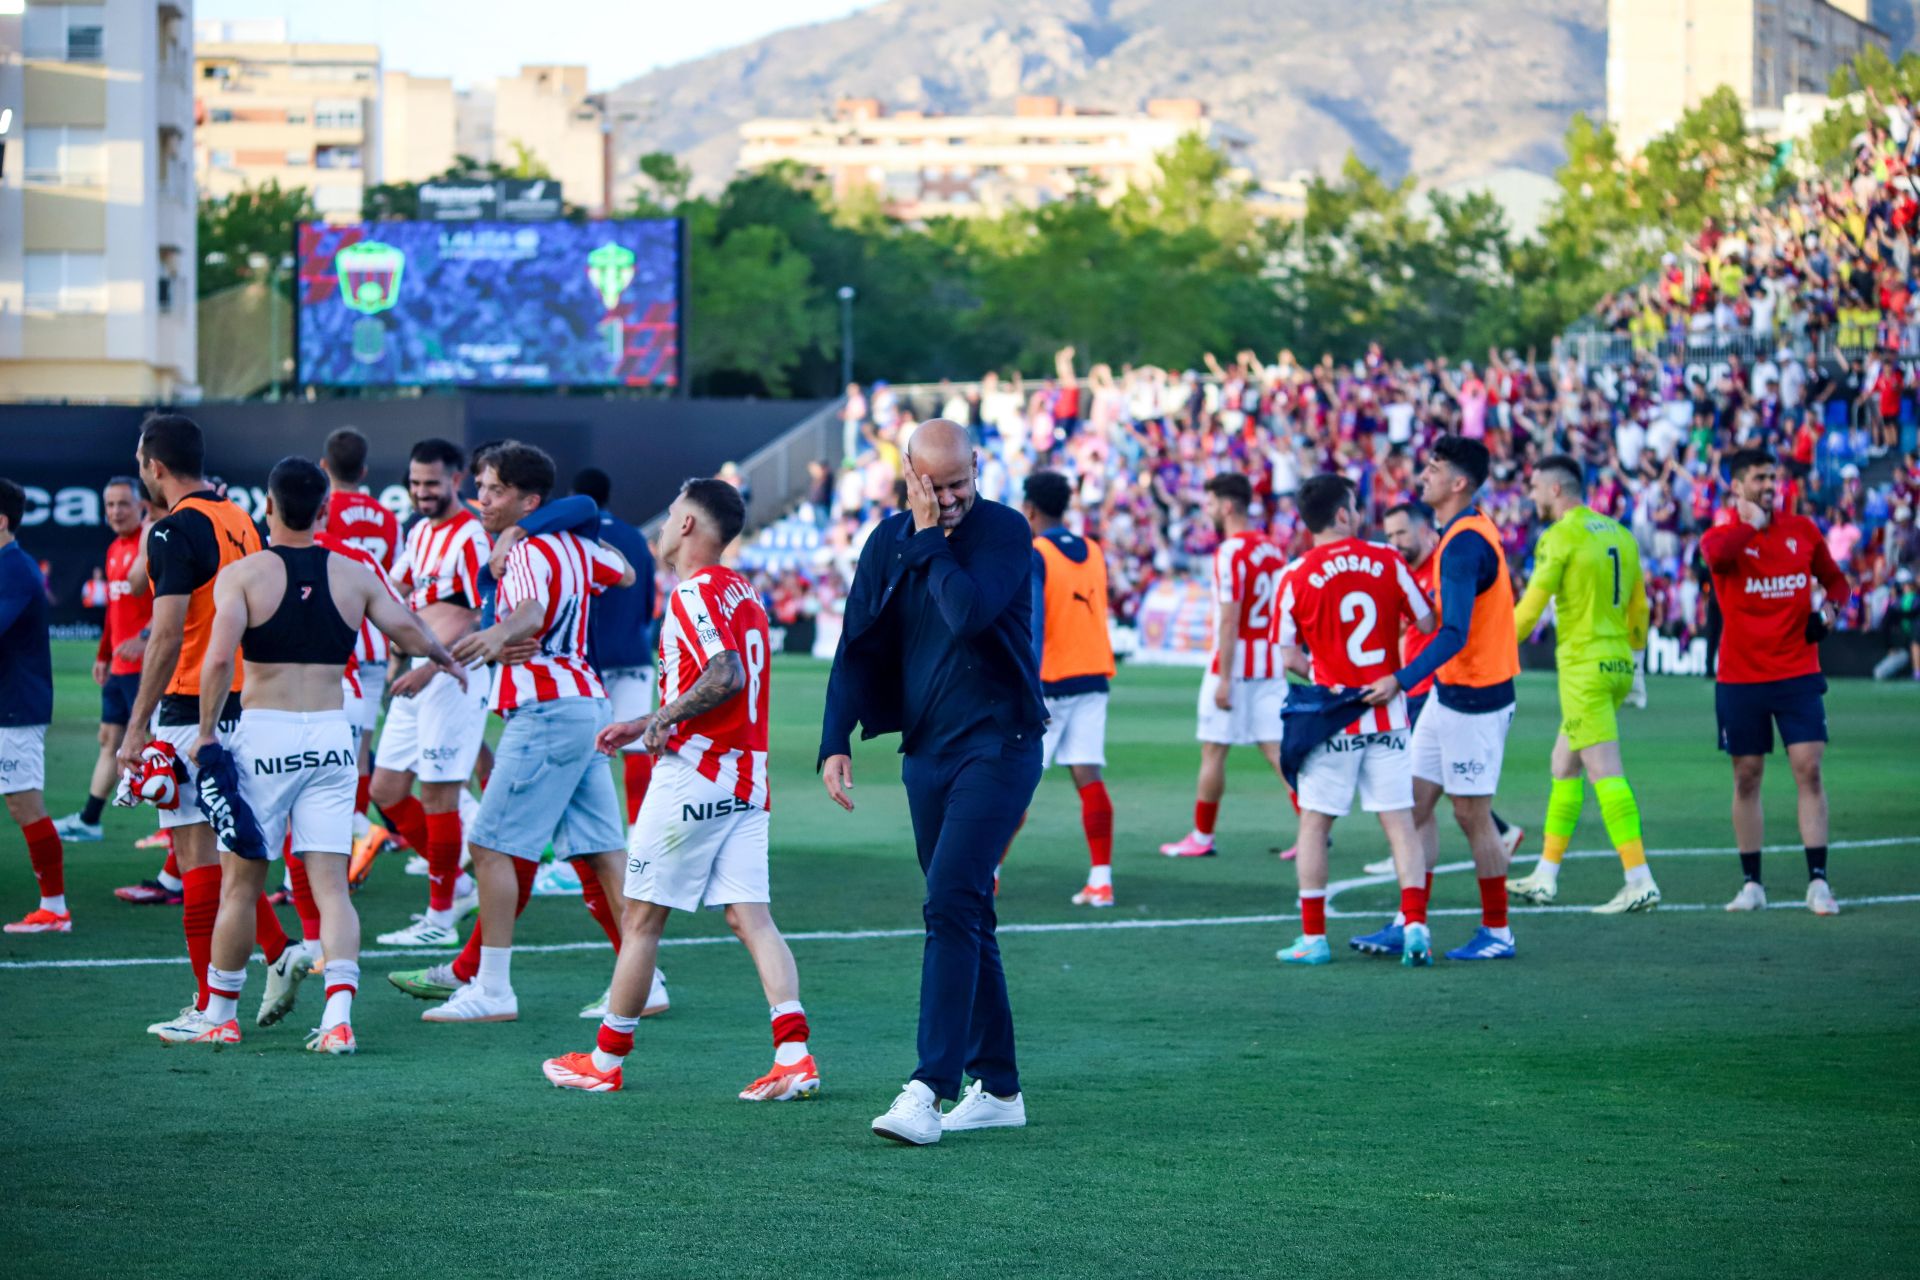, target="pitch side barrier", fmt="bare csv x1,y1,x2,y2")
0,396,831,625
